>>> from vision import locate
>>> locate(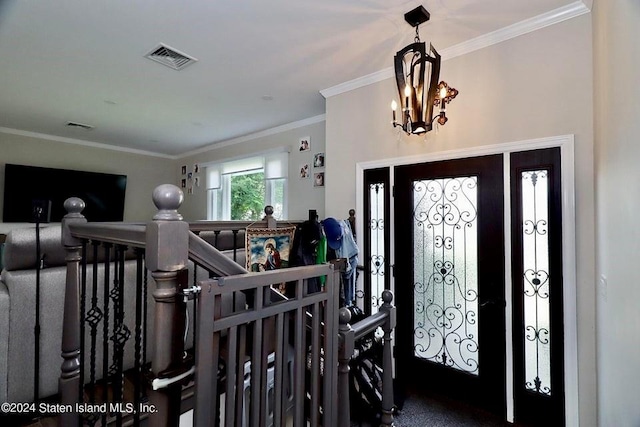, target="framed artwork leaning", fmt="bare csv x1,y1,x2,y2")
245,226,296,272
